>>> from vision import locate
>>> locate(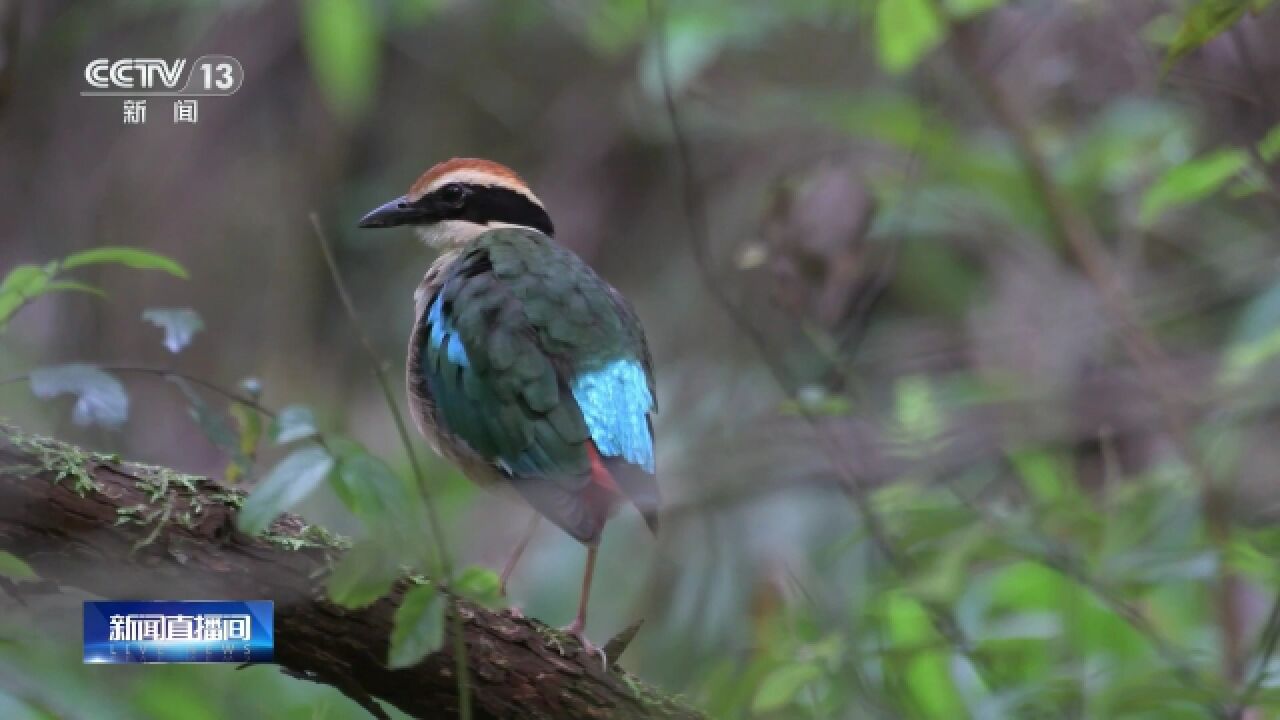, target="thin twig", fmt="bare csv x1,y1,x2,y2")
309,215,471,720
309,216,450,570
0,366,276,419
1236,596,1280,714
